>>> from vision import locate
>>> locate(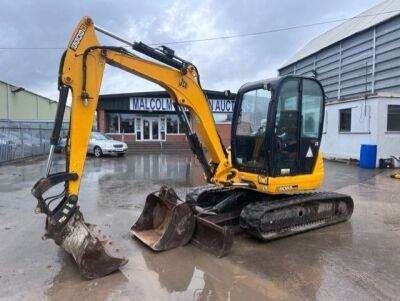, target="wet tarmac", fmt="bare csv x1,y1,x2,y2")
0,153,399,300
